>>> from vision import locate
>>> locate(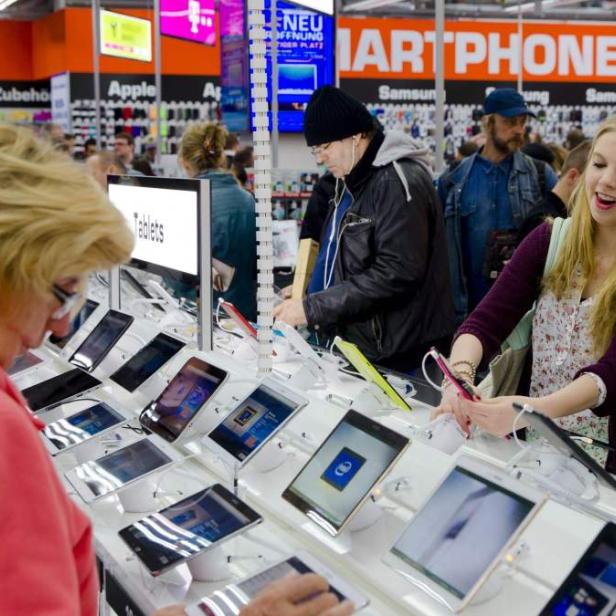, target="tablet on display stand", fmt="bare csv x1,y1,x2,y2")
382,455,545,613
108,175,212,352
281,409,409,550
203,376,308,474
